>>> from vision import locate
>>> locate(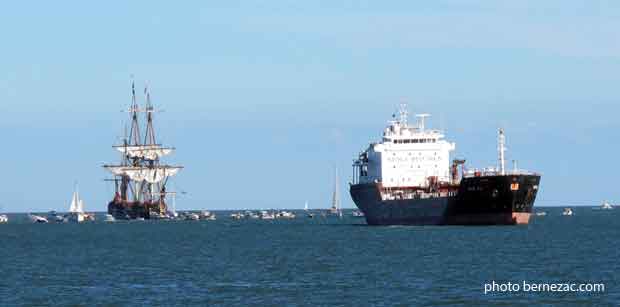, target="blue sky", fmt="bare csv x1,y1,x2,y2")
1,1,619,212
